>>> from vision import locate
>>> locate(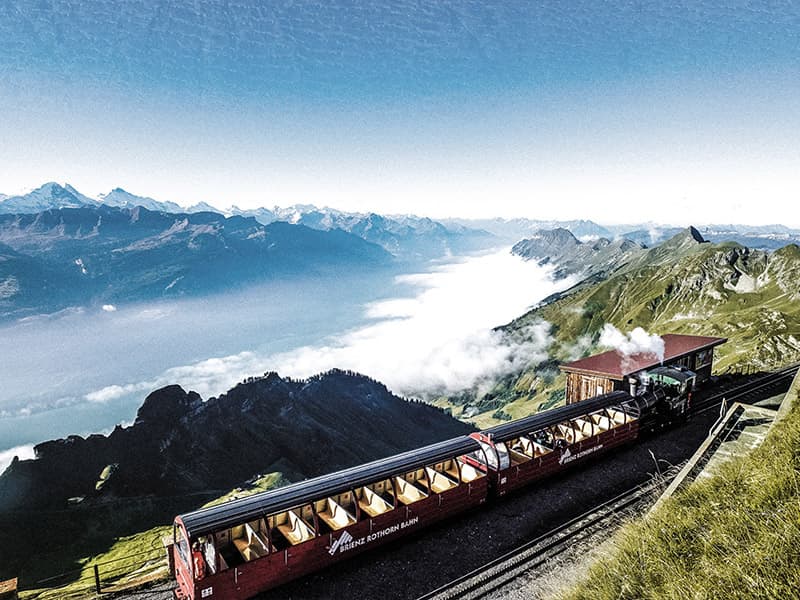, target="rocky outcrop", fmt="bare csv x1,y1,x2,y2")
0,370,474,511
507,229,800,376
511,228,645,279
